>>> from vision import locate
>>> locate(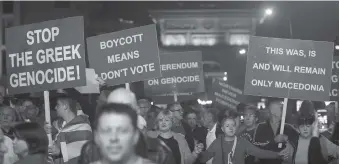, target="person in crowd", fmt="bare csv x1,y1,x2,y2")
198,116,292,164
200,107,223,164
91,103,156,164
323,102,339,145
0,106,17,139
12,122,50,164
167,103,186,135
239,105,260,164
146,105,162,131
0,123,17,164
252,98,298,164
46,96,92,164
147,109,203,164
138,98,152,119
183,109,206,152
288,100,338,164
